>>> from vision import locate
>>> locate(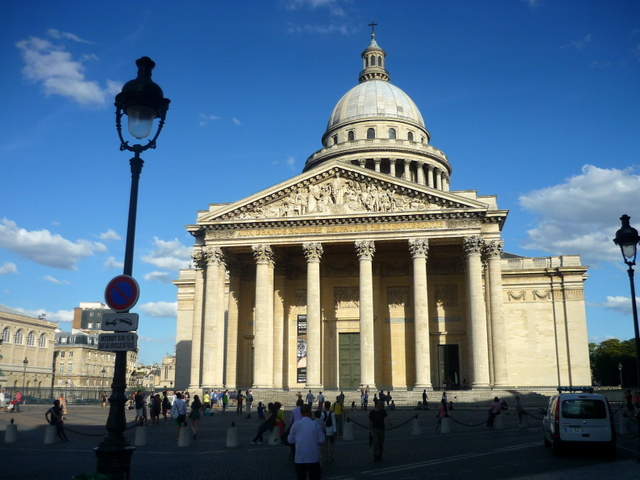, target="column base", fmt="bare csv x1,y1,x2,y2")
413,383,433,390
